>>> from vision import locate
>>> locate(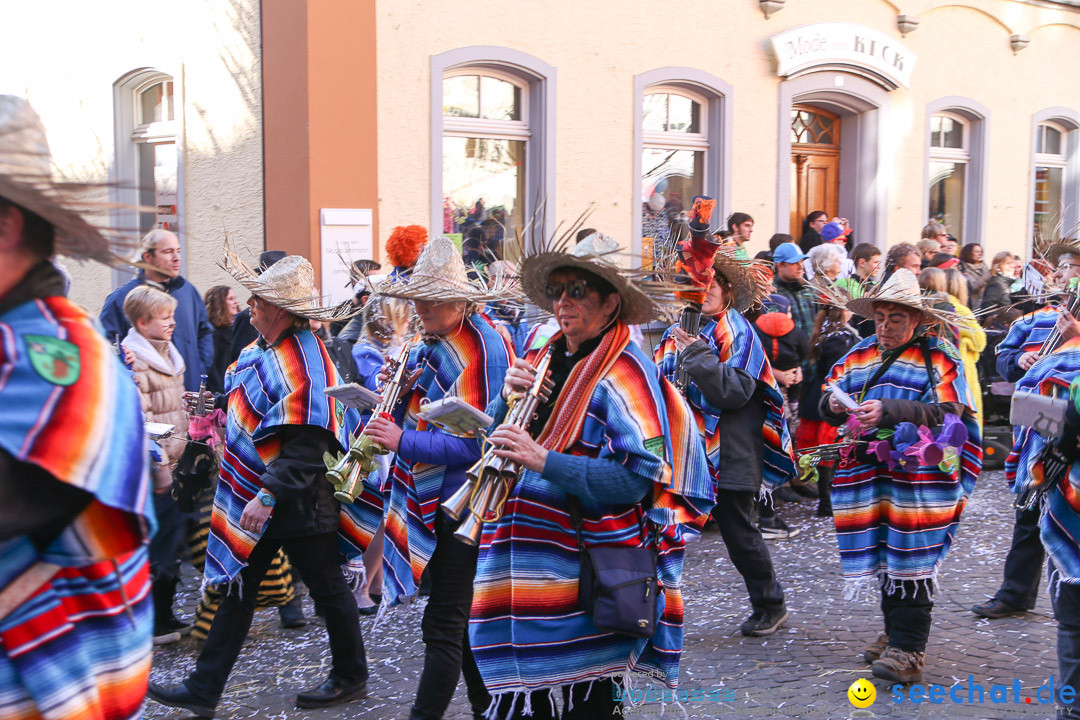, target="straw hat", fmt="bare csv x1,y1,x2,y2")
846,268,960,327
370,235,514,303
711,245,772,313
221,242,362,322
520,228,679,325
0,95,138,266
